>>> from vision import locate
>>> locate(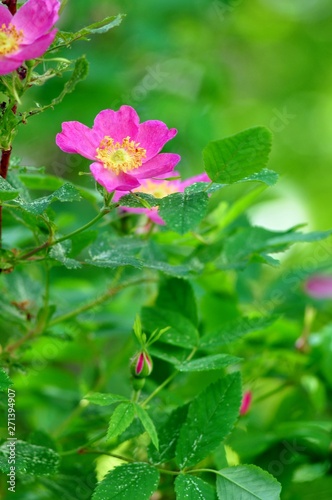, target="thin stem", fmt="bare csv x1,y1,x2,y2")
141,347,197,408
49,277,155,327
18,207,112,261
